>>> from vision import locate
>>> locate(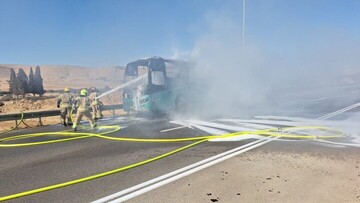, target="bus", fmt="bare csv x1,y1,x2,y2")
122,56,191,115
